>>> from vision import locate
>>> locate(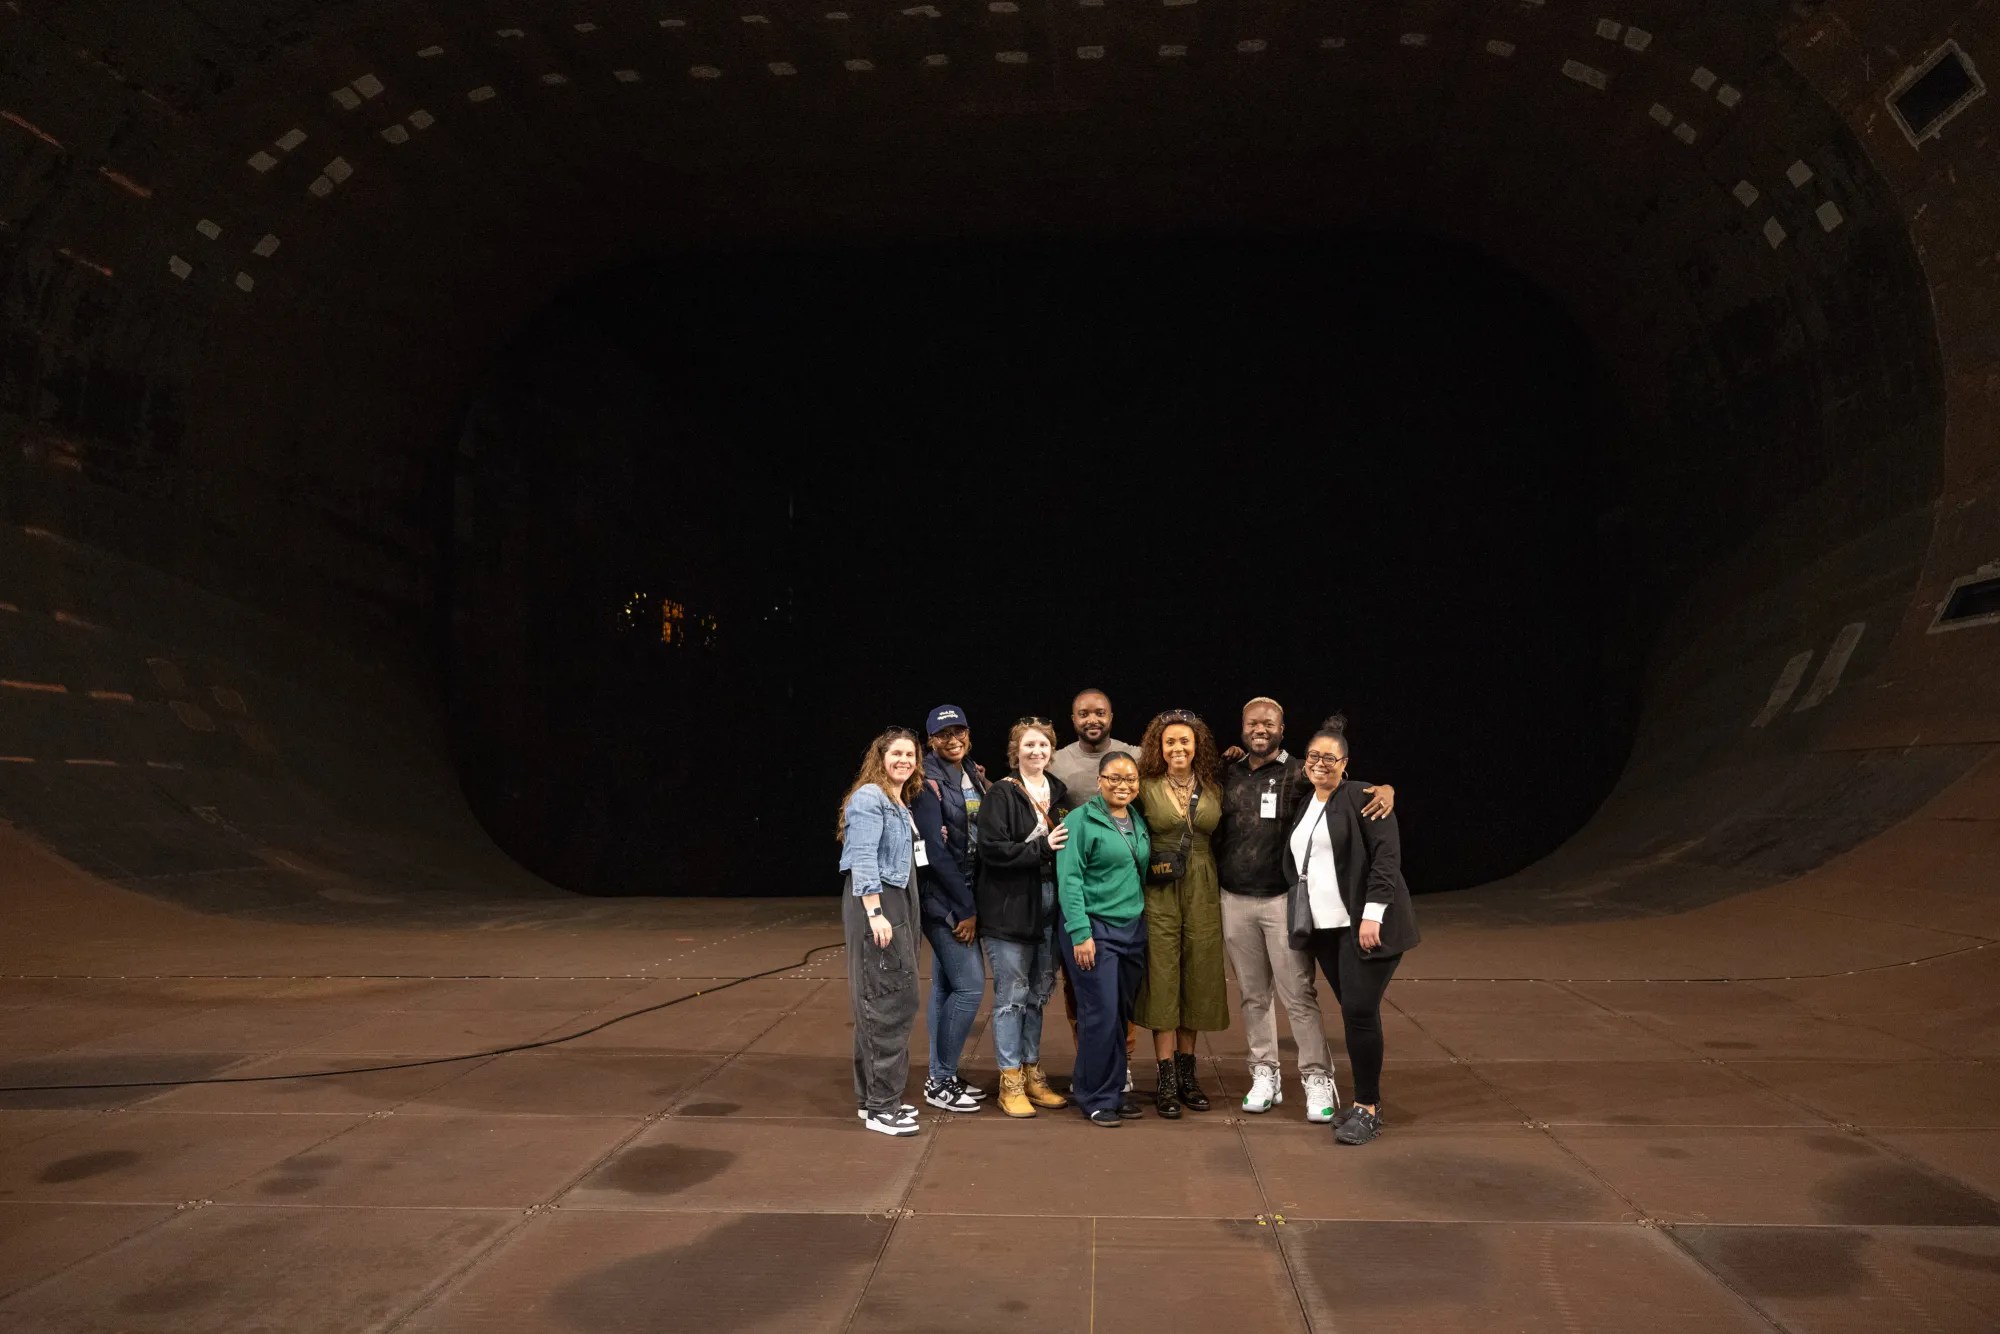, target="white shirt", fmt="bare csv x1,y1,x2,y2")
1020,774,1052,838
1290,795,1389,931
